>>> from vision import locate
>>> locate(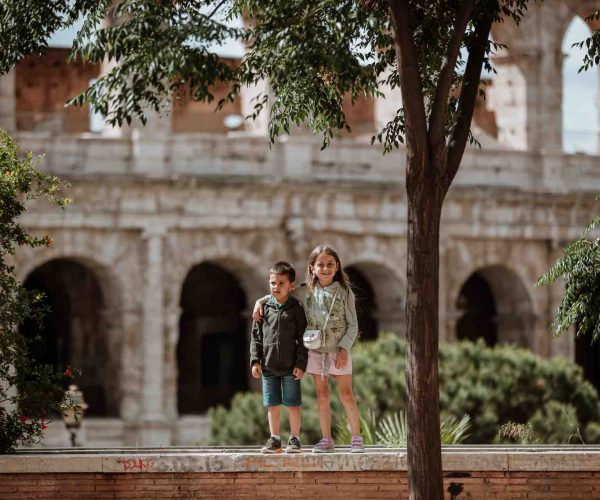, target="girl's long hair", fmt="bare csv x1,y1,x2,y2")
305,245,351,292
